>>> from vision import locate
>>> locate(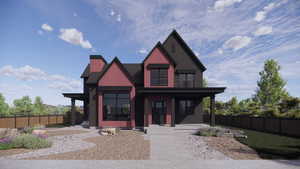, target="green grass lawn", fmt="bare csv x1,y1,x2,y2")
235,129,300,159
